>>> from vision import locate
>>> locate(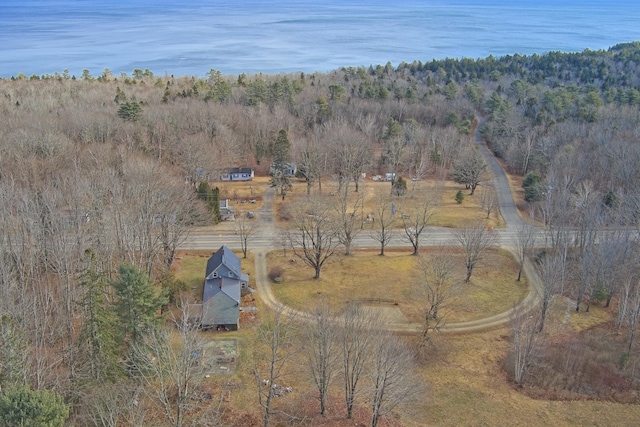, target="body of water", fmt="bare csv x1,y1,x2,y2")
1,0,639,78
